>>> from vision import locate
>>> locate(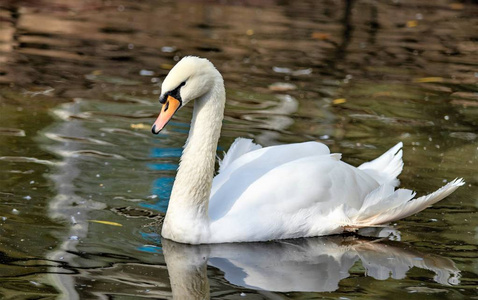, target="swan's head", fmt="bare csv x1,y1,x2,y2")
152,56,220,134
